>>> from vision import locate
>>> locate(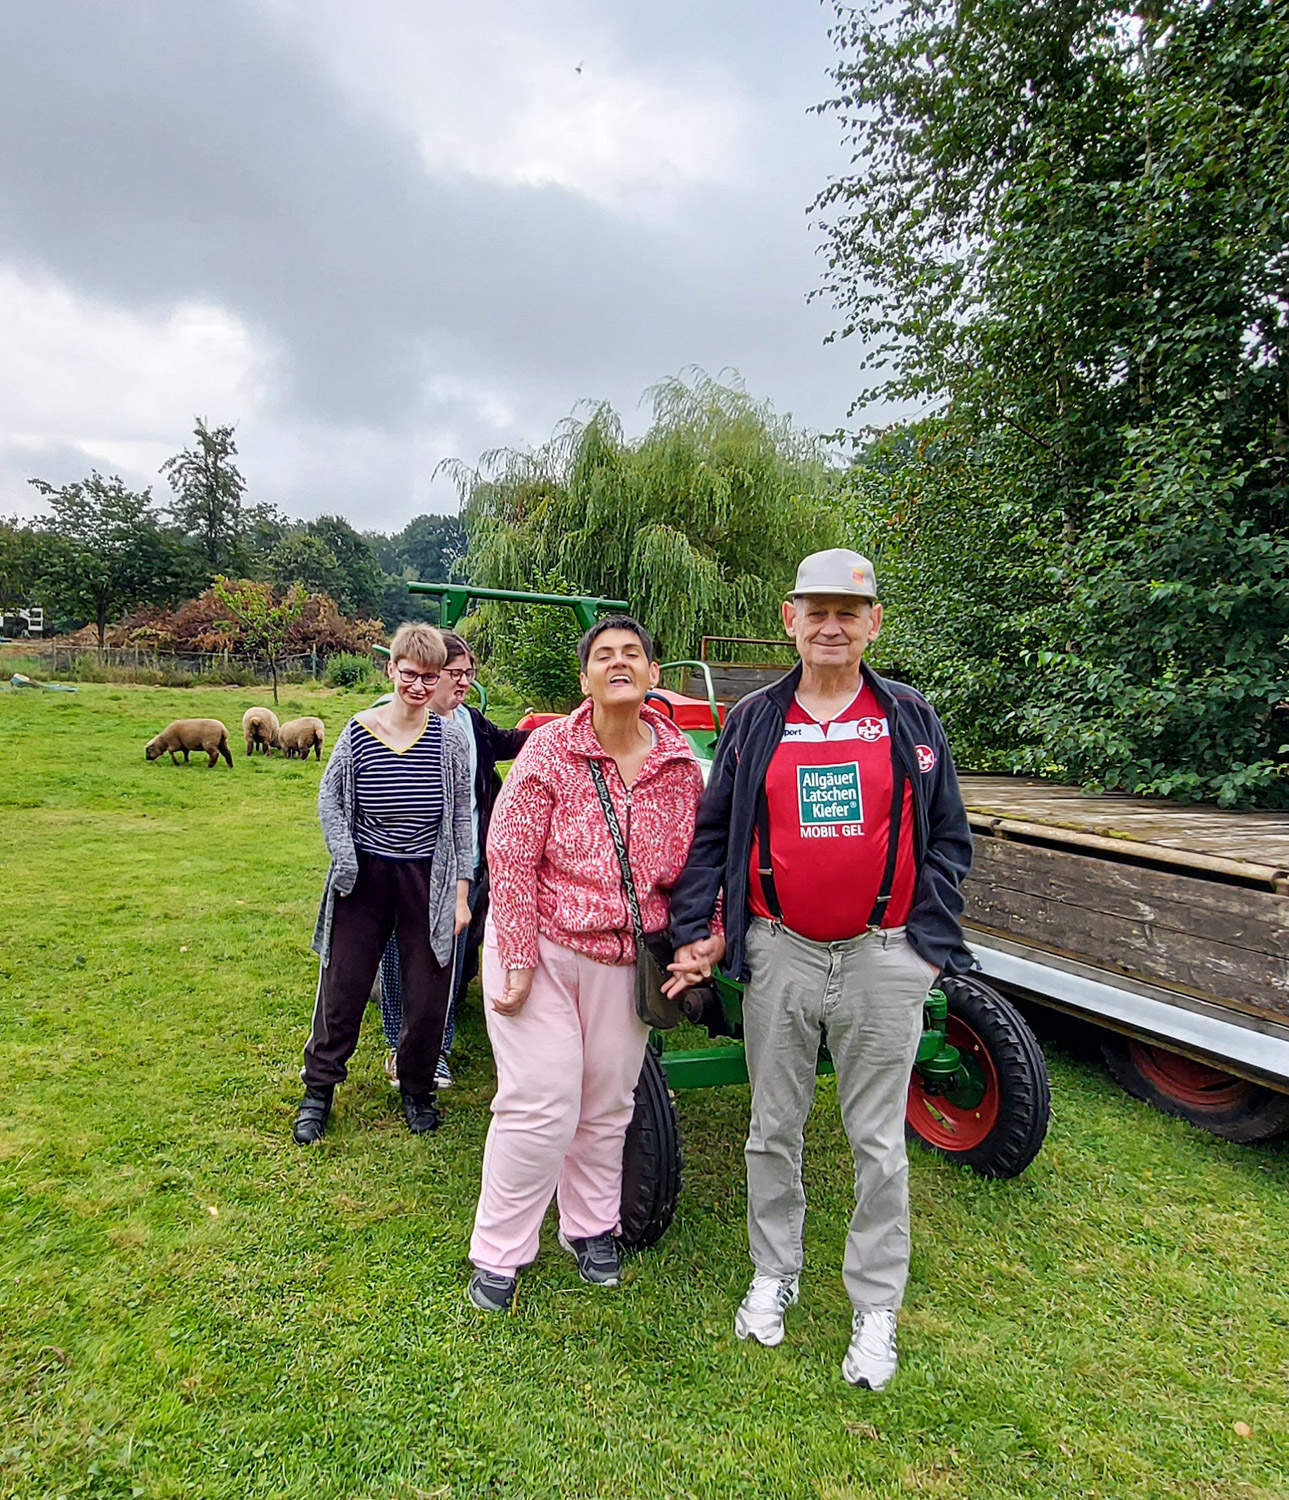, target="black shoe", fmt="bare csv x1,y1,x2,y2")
293,1084,333,1145
558,1230,622,1287
468,1269,517,1313
401,1088,441,1134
